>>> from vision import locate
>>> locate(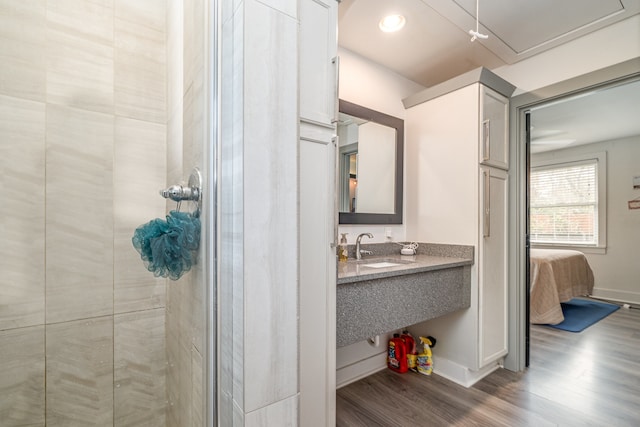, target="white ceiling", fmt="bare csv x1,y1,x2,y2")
530,78,640,153
338,0,640,152
338,0,640,87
